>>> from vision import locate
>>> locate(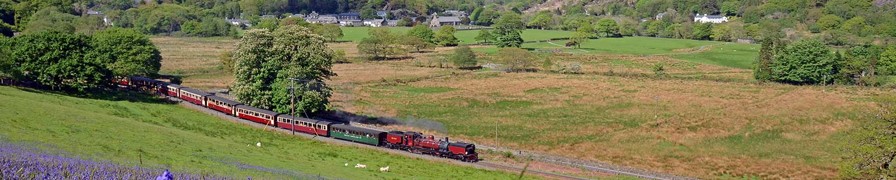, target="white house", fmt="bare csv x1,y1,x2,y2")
363,19,387,27
693,14,728,23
